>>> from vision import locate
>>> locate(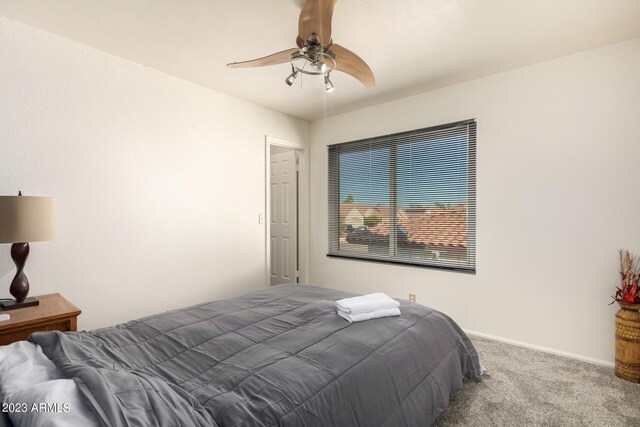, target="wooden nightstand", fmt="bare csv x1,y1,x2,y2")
0,293,81,345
